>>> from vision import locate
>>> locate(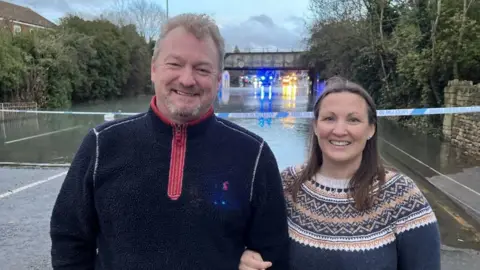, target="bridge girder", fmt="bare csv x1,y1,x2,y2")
223,51,309,70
